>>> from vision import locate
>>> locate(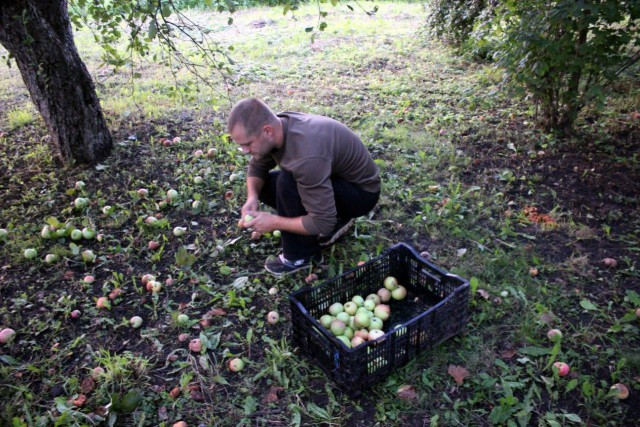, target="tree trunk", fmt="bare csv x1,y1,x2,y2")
0,0,112,164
